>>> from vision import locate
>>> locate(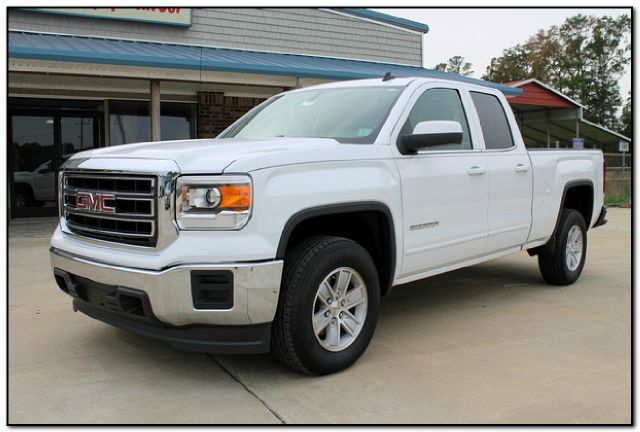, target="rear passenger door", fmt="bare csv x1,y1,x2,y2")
470,91,533,254
394,85,489,277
